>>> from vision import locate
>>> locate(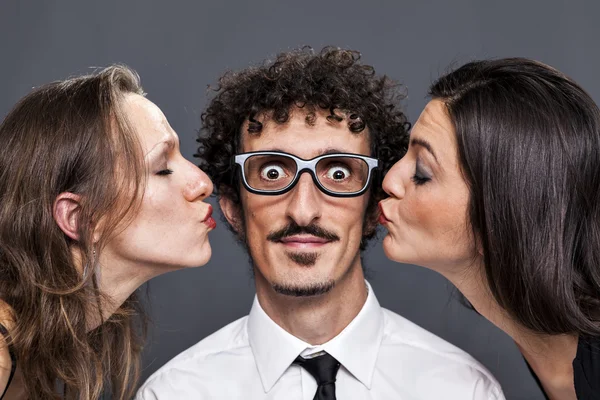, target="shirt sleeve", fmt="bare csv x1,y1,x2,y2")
473,377,506,400
490,386,506,400
134,386,155,400
134,375,174,400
